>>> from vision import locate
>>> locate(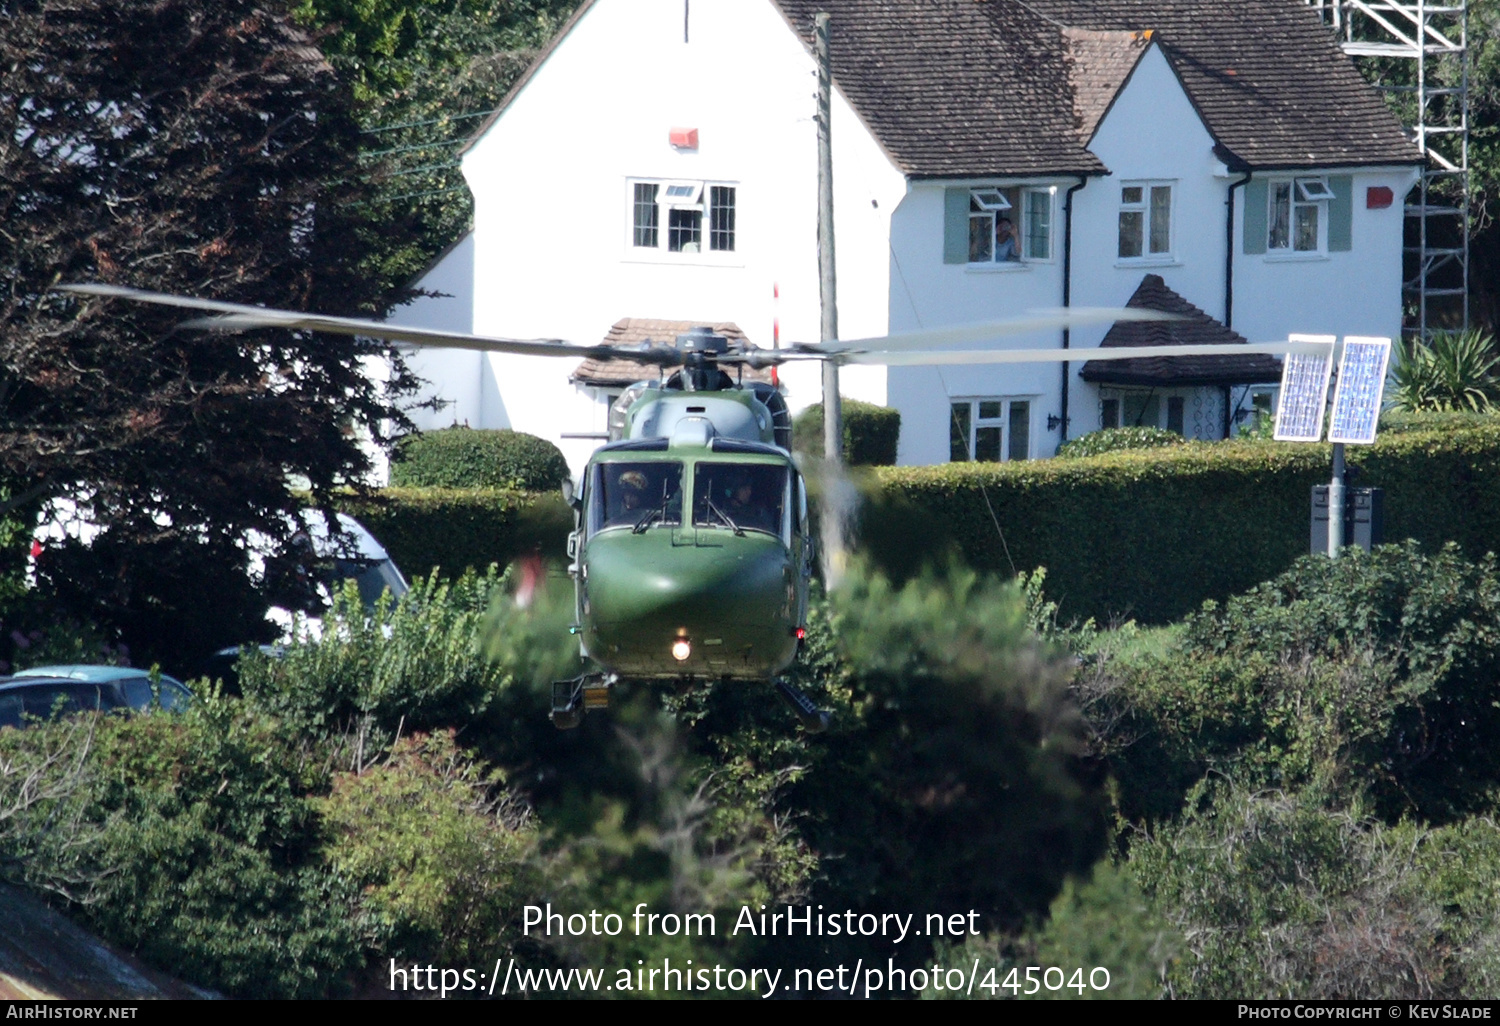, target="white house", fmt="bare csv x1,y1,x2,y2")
389,0,1421,473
